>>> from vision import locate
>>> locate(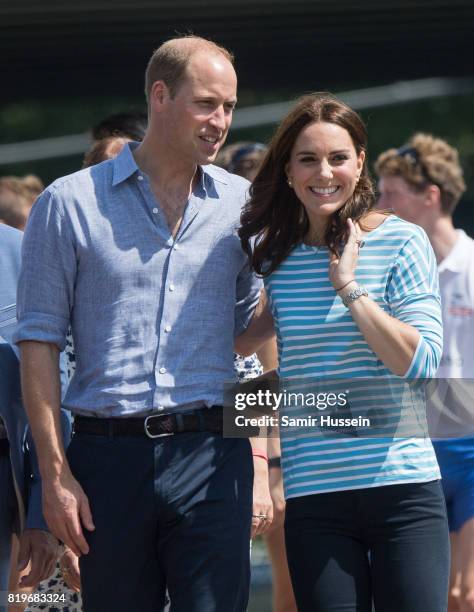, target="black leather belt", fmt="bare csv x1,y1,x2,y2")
73,406,223,438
